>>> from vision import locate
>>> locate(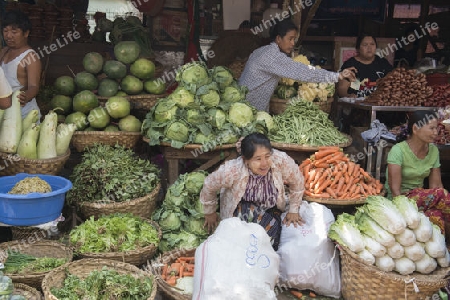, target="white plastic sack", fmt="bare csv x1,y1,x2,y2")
277,201,341,298
193,217,280,300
